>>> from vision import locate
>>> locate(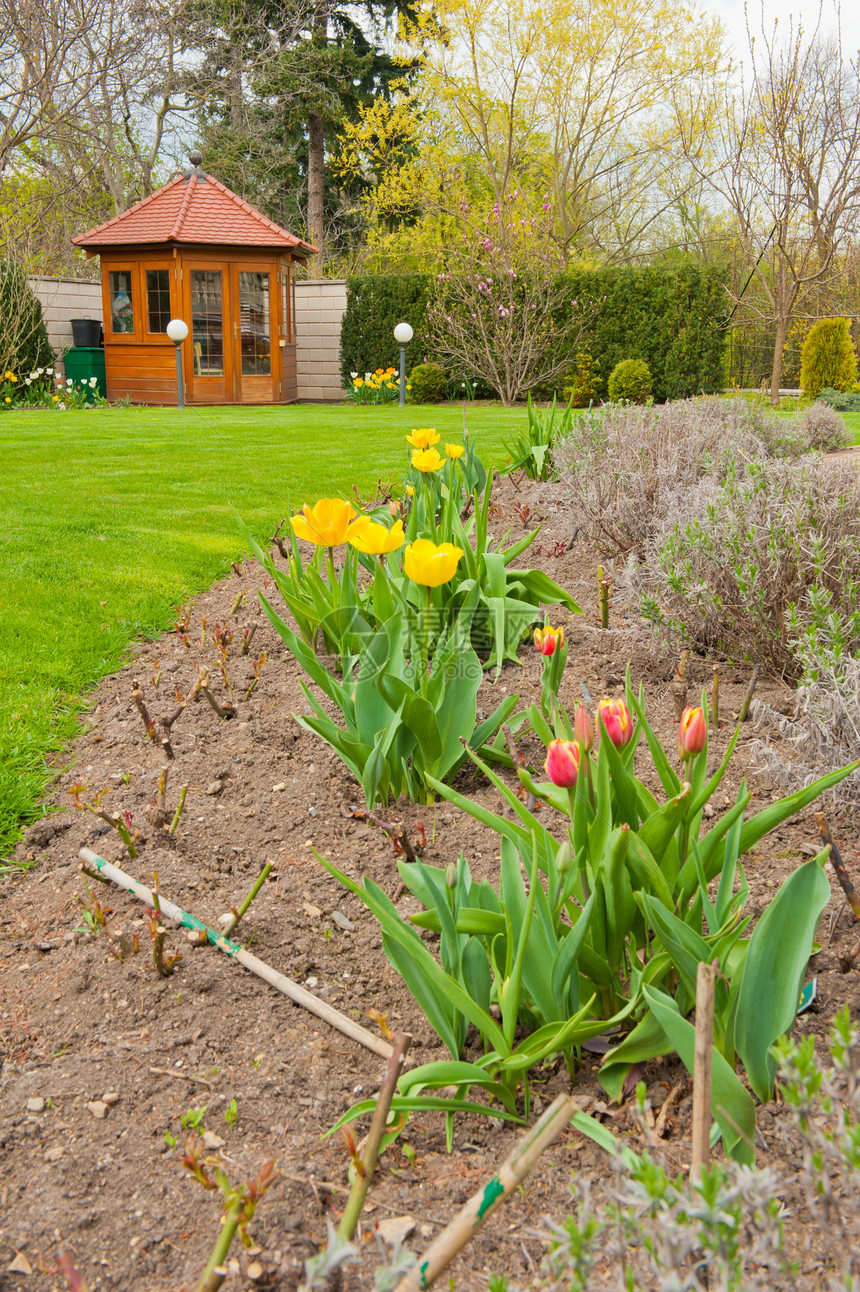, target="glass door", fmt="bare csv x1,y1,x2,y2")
232,265,278,403
184,266,231,403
